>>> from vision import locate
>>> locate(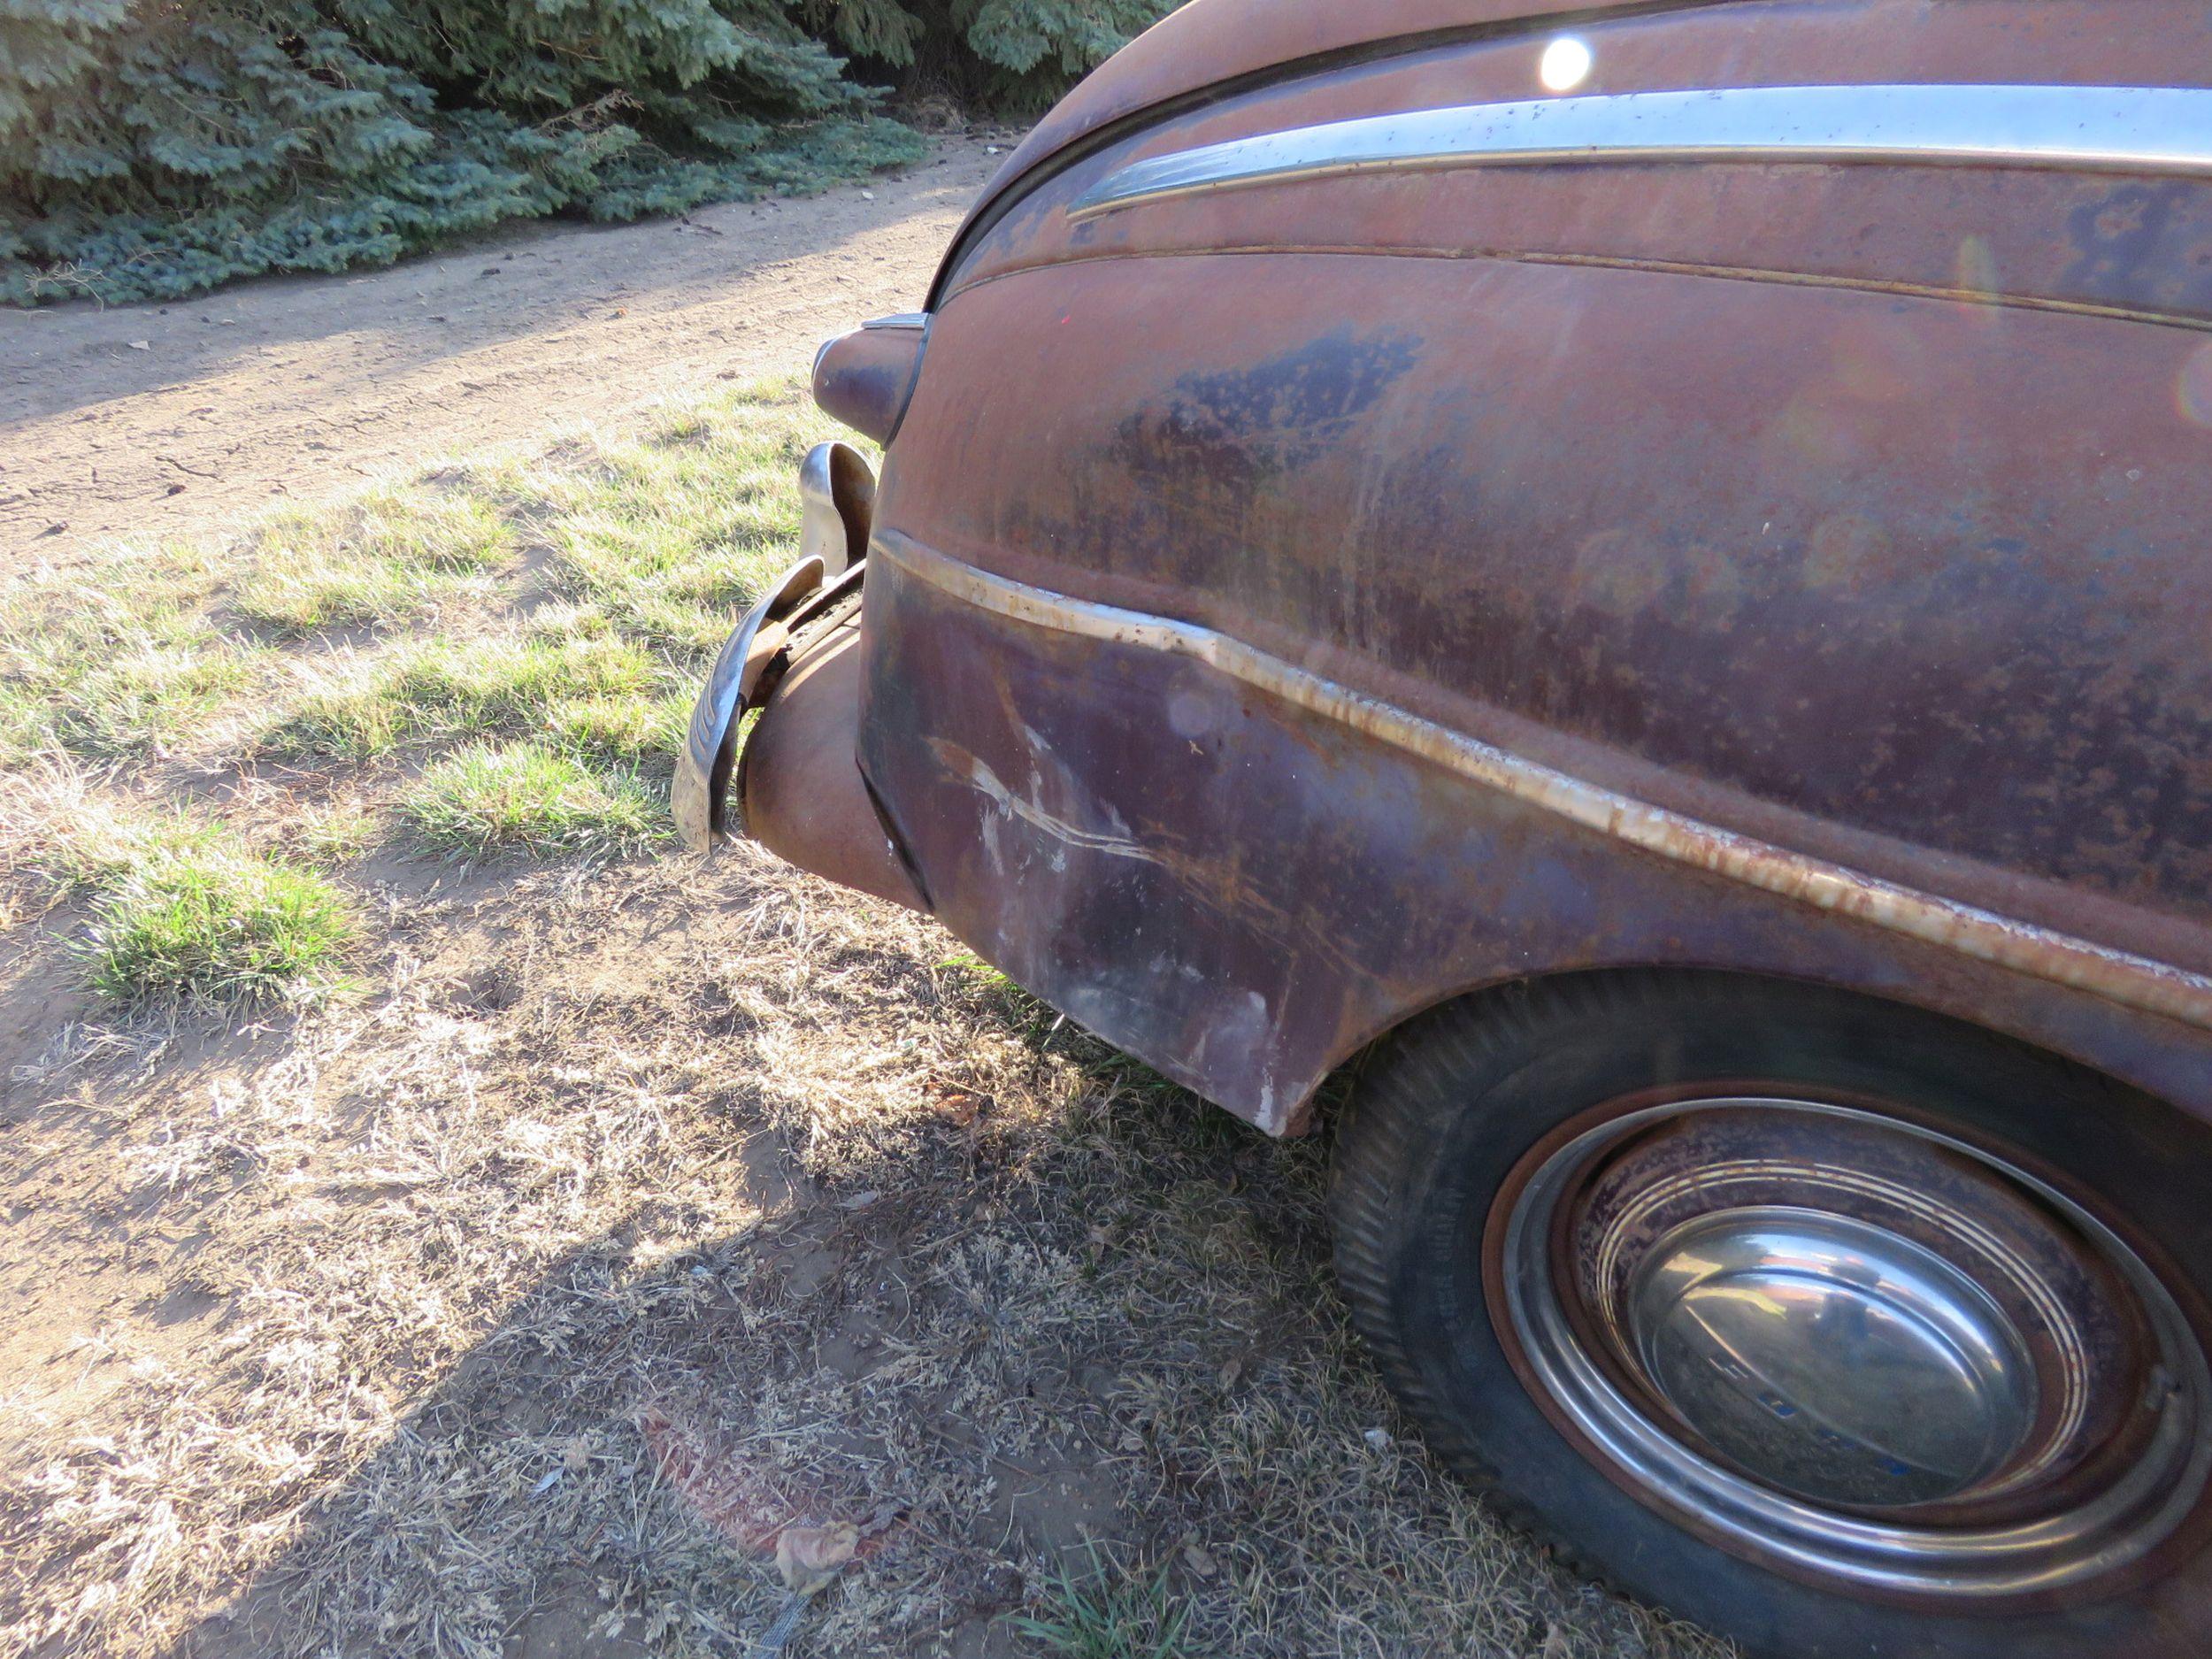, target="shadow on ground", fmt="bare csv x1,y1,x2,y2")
4,853,1722,1659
